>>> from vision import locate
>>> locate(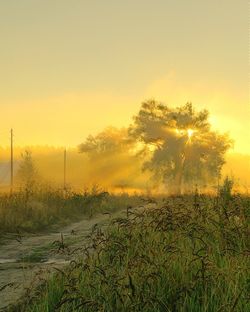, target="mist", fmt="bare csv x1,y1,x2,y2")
0,141,249,194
